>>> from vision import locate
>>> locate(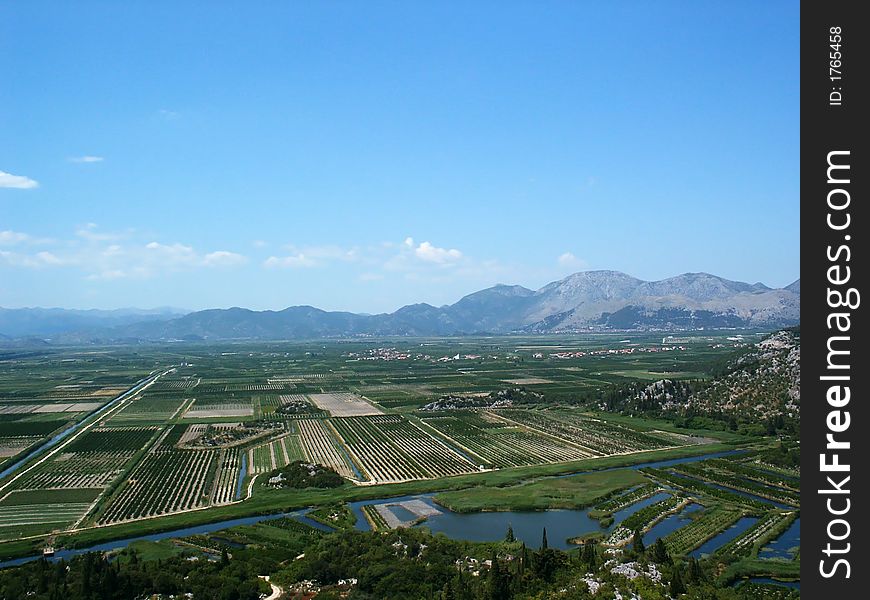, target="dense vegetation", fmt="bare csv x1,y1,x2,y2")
0,551,269,600
267,460,345,489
